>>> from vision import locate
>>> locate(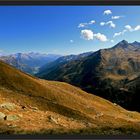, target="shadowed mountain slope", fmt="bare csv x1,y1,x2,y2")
36,52,93,78
36,40,140,111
